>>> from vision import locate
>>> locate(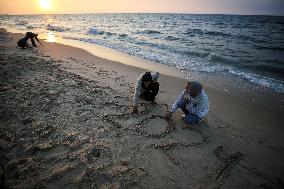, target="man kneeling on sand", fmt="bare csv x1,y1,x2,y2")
133,72,160,114
166,81,209,124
